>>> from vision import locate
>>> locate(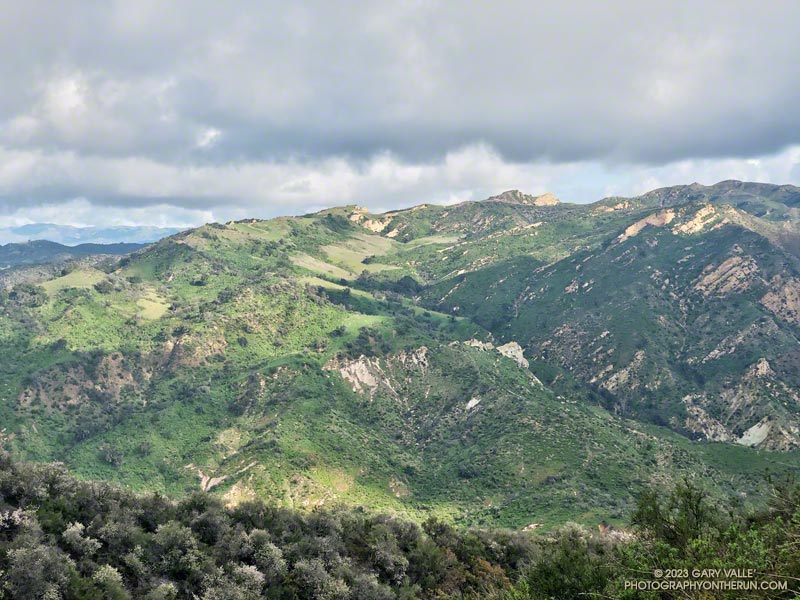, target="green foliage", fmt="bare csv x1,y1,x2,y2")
2,183,800,597
2,184,800,542
1,455,795,599
7,283,49,307
502,479,800,599
0,455,527,599
631,478,718,550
